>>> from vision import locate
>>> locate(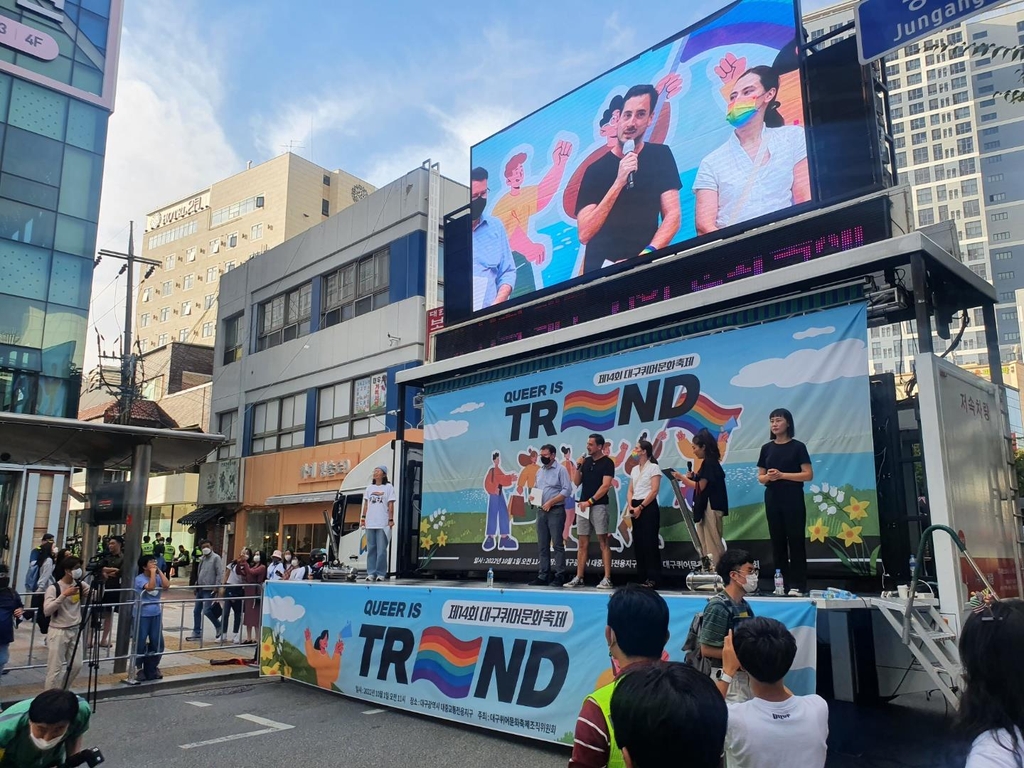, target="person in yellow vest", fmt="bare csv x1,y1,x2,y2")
609,661,727,768
140,536,154,557
568,585,670,768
